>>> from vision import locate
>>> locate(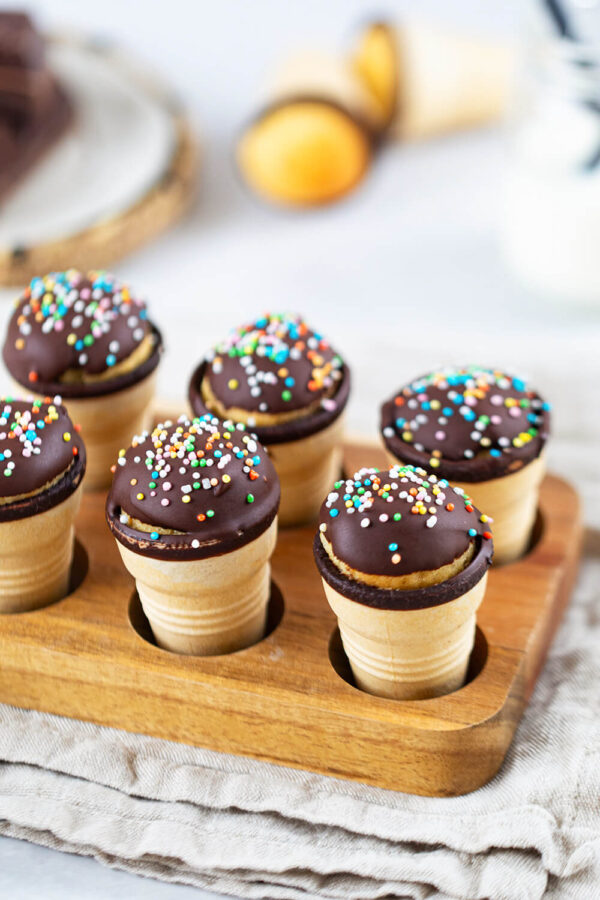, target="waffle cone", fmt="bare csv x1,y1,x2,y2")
0,484,82,613
323,571,487,700
268,415,345,527
269,51,381,130
53,372,157,491
453,455,545,566
116,519,277,655
394,23,512,140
